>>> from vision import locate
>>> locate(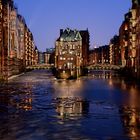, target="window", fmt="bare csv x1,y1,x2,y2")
73,45,75,49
